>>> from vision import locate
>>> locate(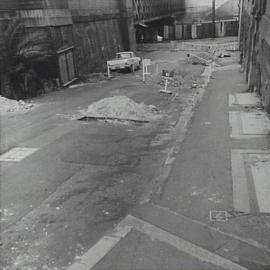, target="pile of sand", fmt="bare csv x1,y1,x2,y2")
82,96,159,121
0,96,35,114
